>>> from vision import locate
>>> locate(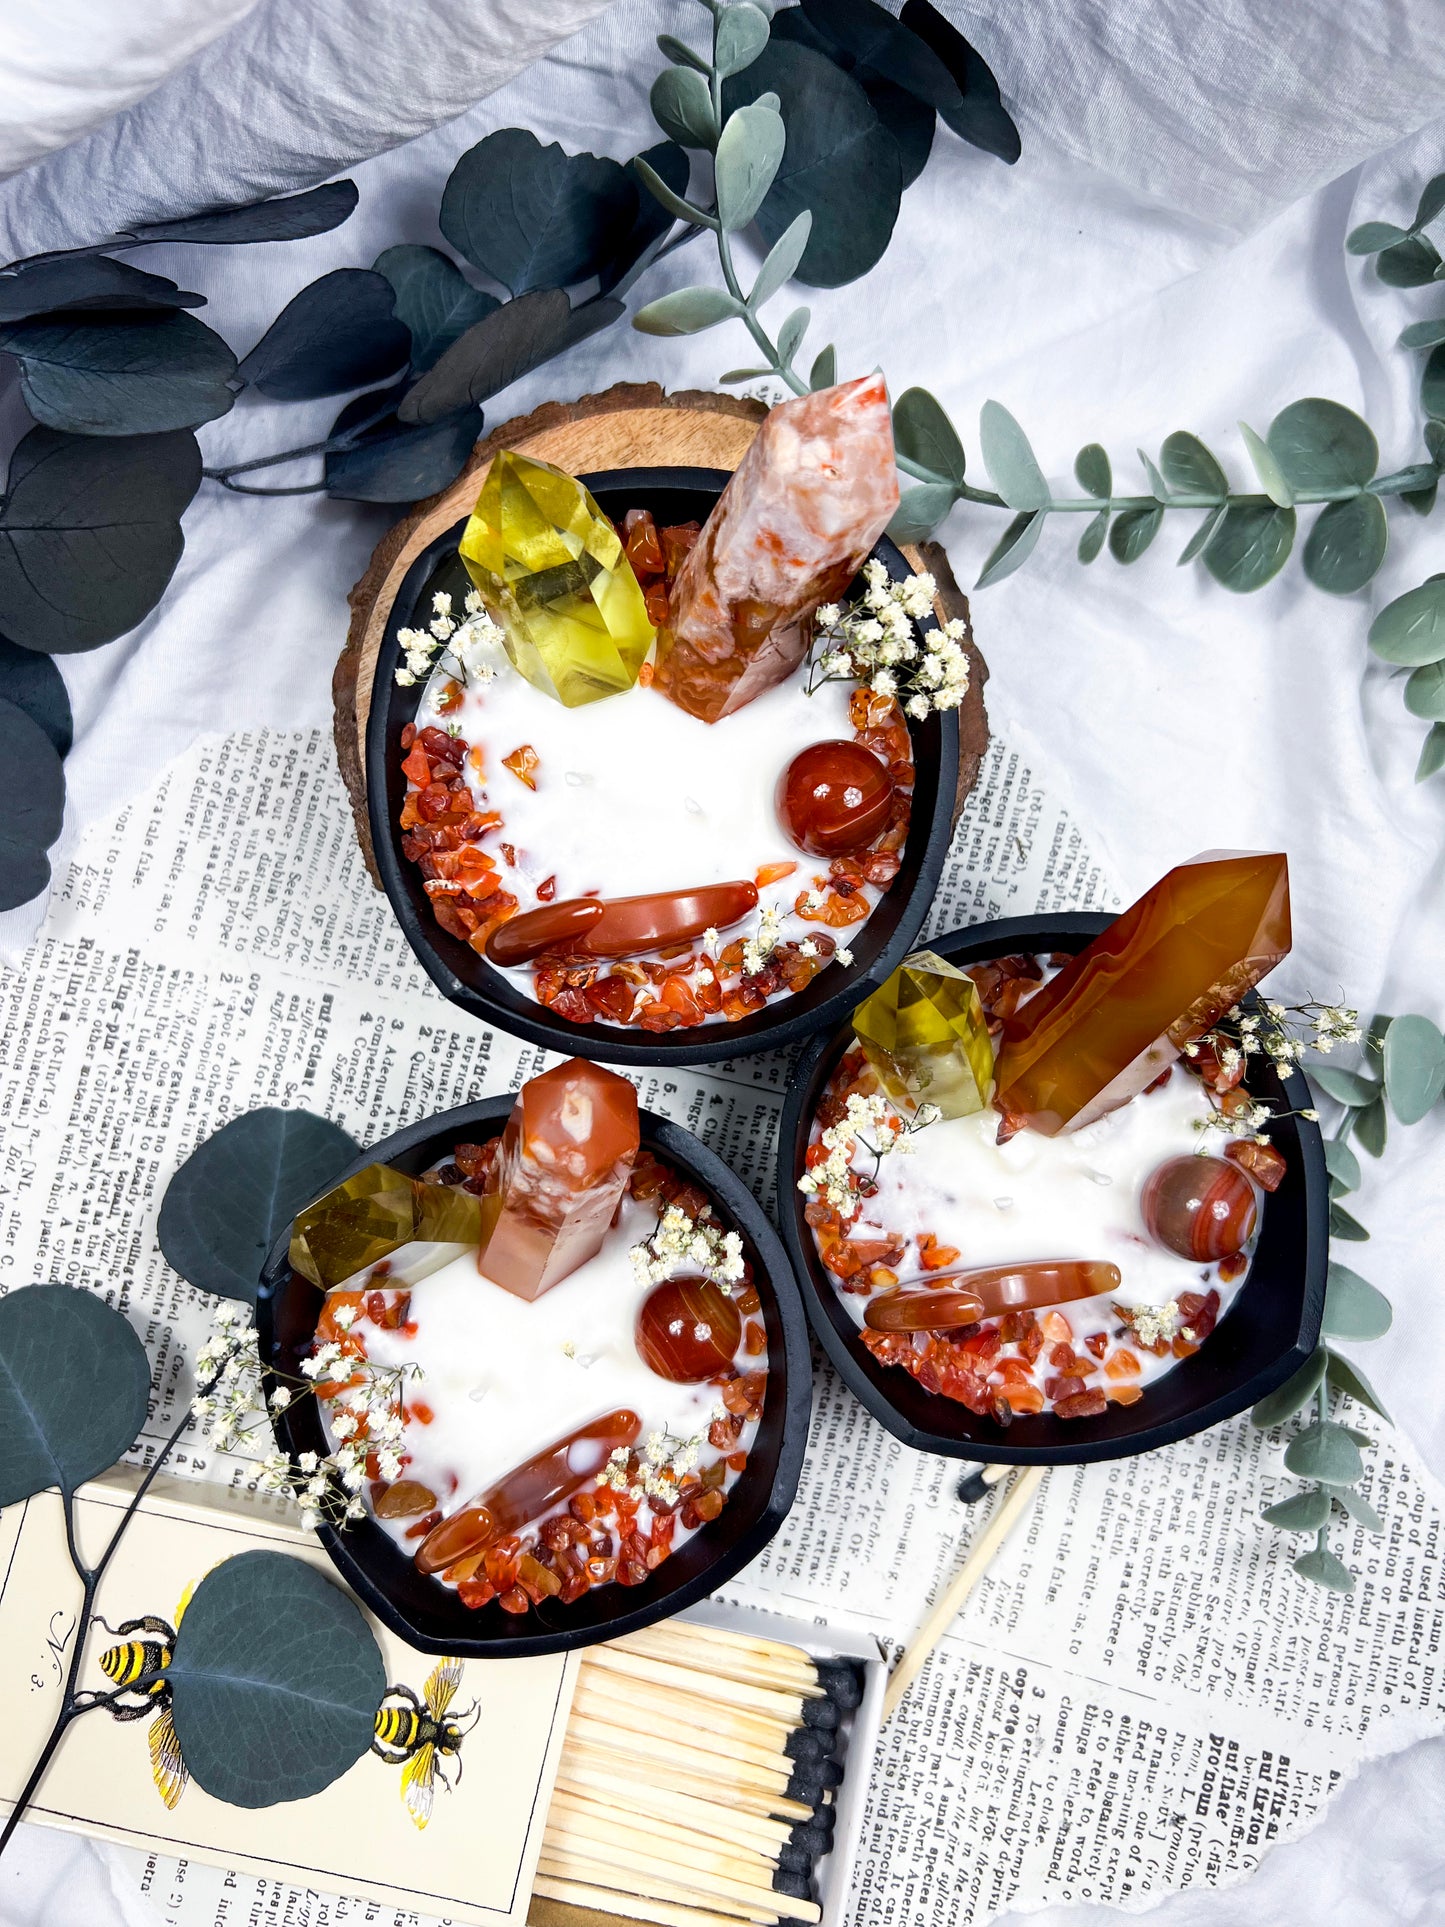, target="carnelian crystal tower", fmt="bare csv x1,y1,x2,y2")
477,1058,640,1299
993,851,1291,1136
655,374,900,722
